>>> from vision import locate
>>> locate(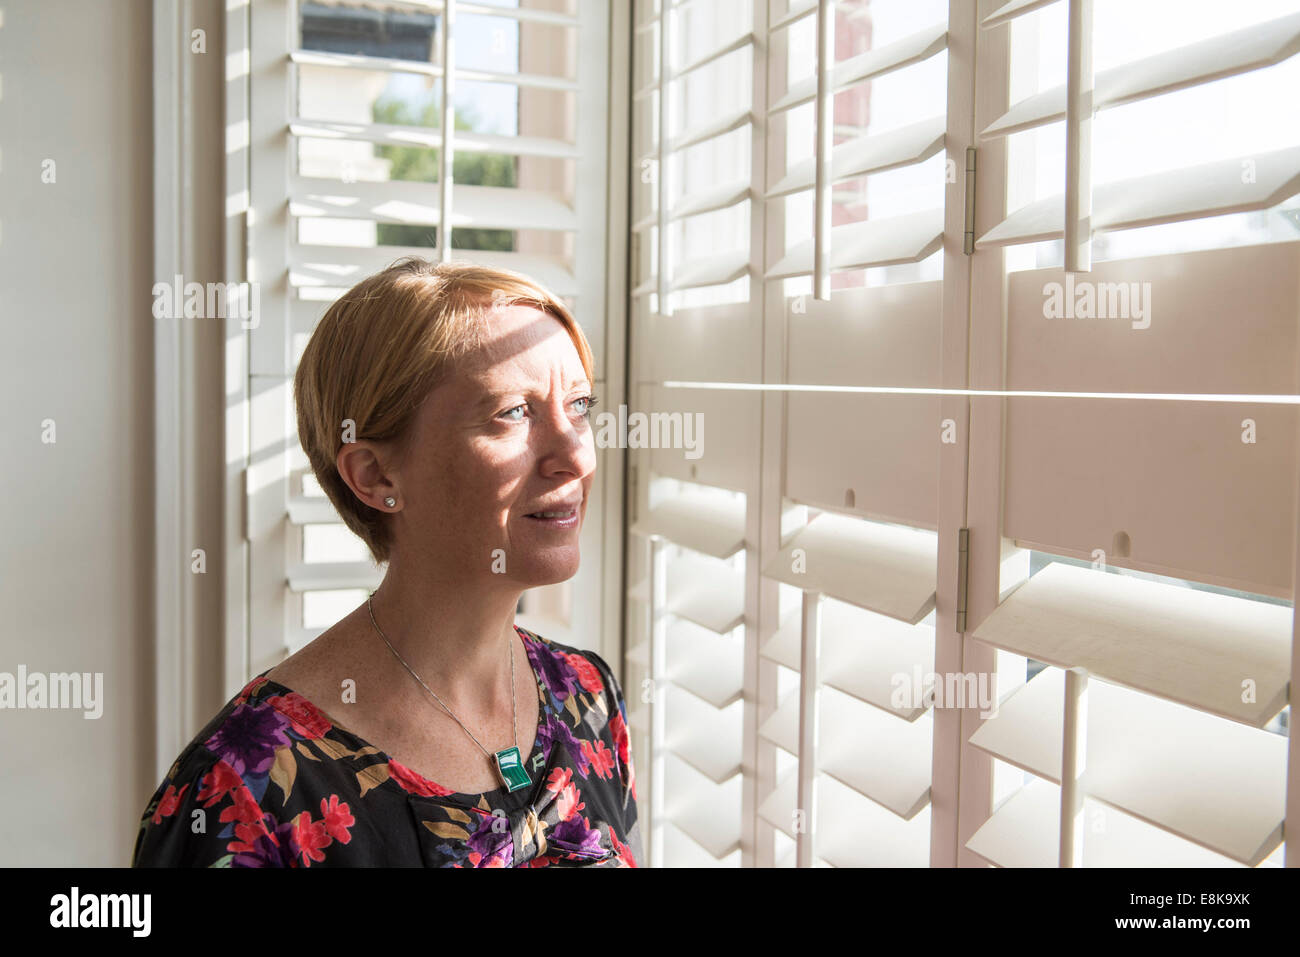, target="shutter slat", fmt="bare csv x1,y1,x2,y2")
771,0,817,33
762,689,933,818
630,181,750,230
977,146,1300,246
766,116,946,198
673,32,754,80
290,49,578,92
457,65,579,92
290,118,580,160
981,0,1059,29
757,770,799,837
360,0,580,26
761,771,930,865
769,23,948,115
287,562,383,592
776,846,832,867
670,180,752,222
966,776,1247,868
666,621,744,708
673,249,750,290
758,691,799,754
664,684,743,783
632,250,752,296
630,553,746,633
971,562,1292,727
969,667,1287,866
664,753,742,858
628,490,747,559
458,1,578,28
982,12,1300,138
766,208,945,279
287,495,340,525
666,107,753,153
821,691,932,819
759,608,802,669
667,560,745,634
665,821,740,866
763,511,938,624
635,34,756,97
290,176,578,231
290,48,441,79
766,603,936,720
290,246,578,298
